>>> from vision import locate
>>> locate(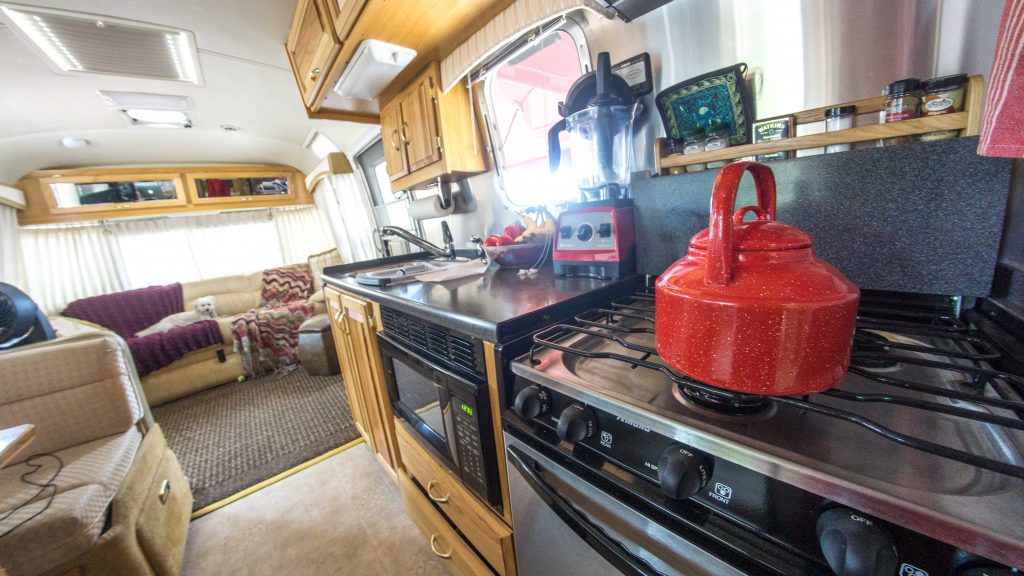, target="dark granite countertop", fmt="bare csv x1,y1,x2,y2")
322,257,637,342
